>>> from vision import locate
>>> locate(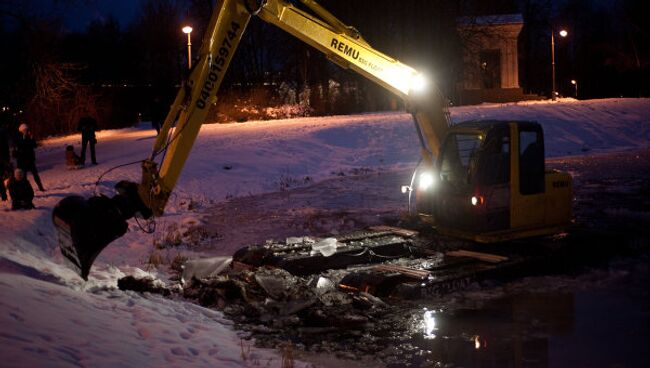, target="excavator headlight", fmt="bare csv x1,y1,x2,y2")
418,172,435,191
409,73,427,94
